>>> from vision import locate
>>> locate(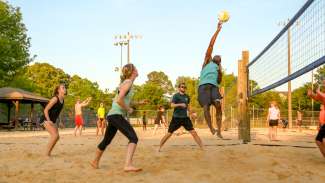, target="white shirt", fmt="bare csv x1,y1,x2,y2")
269,107,279,120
